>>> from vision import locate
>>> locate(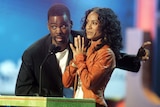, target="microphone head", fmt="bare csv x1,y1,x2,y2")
49,44,61,54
